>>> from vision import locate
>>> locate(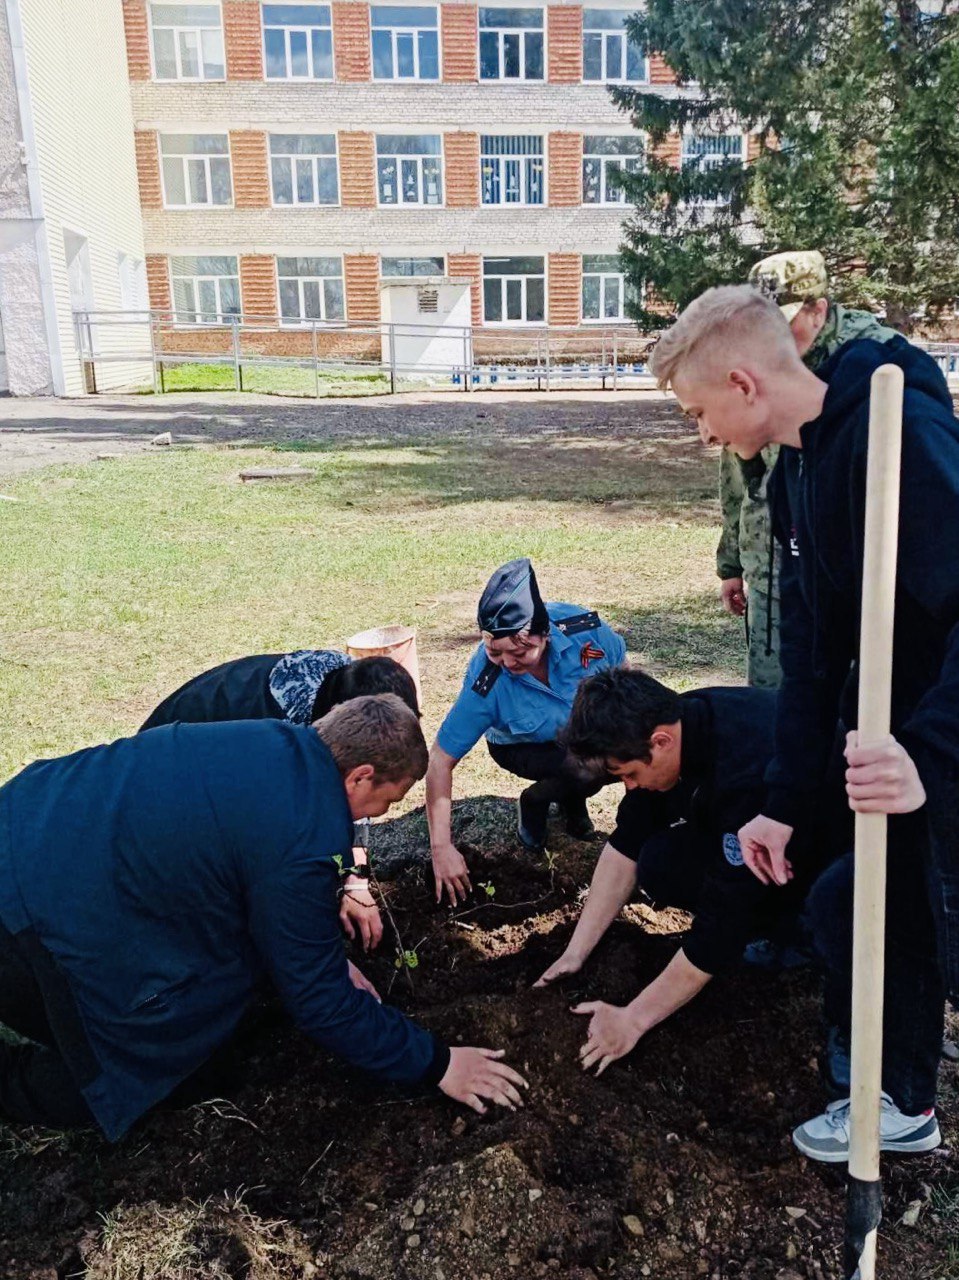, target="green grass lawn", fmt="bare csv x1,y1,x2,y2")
142,361,425,397
0,428,742,821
